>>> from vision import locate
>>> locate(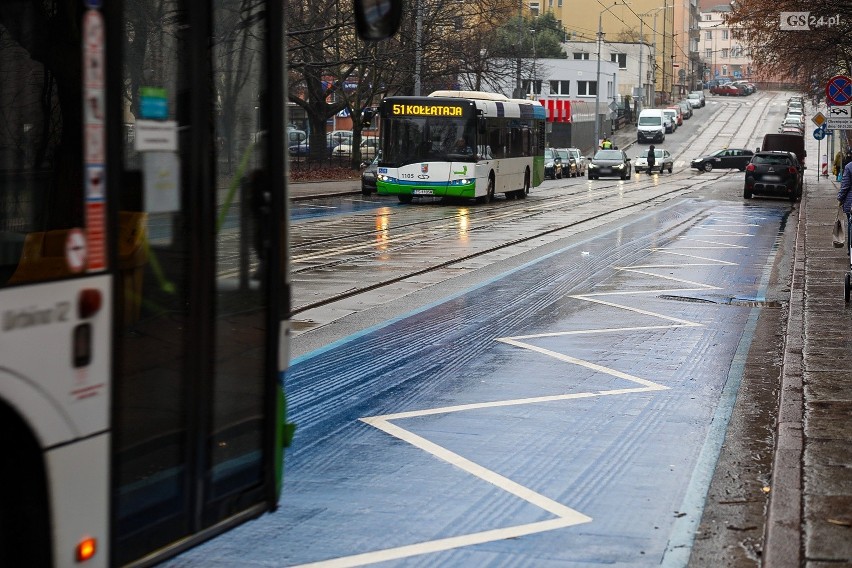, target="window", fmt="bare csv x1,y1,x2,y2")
705,30,712,40
610,53,627,69
529,2,539,16
577,80,597,96
548,0,552,7
549,80,570,95
705,48,712,58
704,14,711,20
722,65,727,75
558,0,562,6
573,52,590,60
721,48,728,58
722,29,729,39
522,79,542,95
